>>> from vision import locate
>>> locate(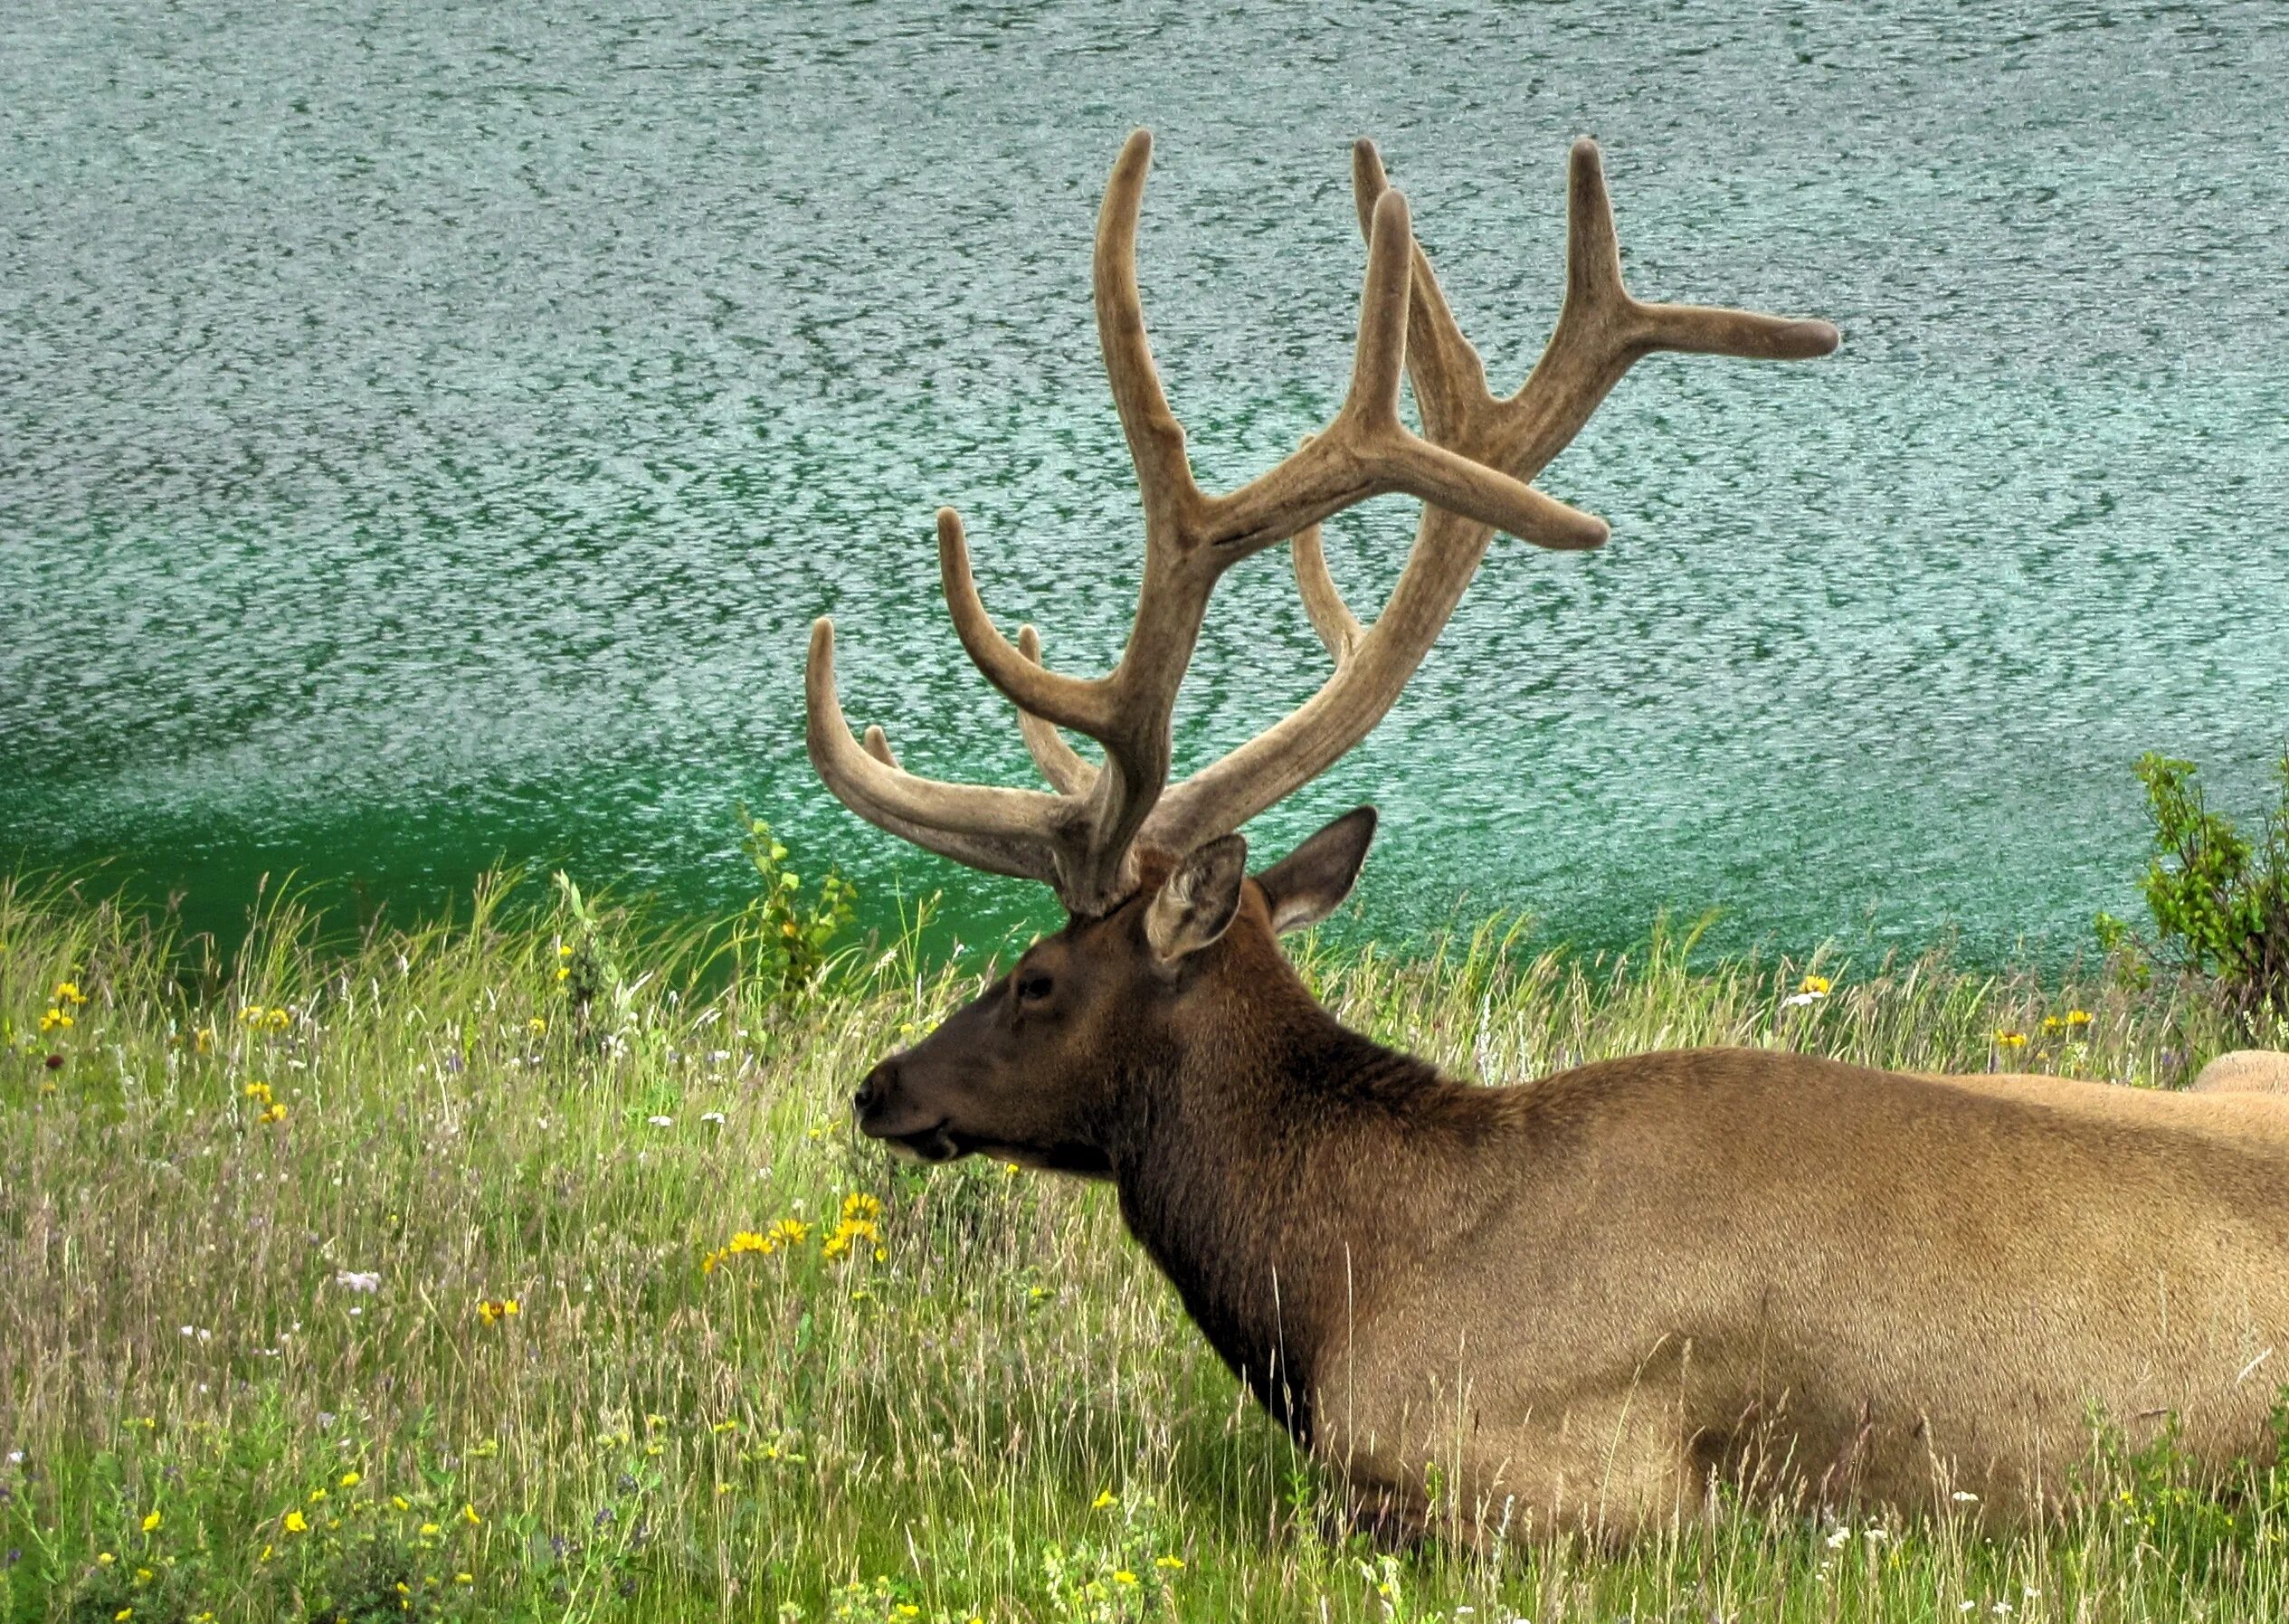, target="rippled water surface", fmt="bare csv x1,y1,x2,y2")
5,1,2287,959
